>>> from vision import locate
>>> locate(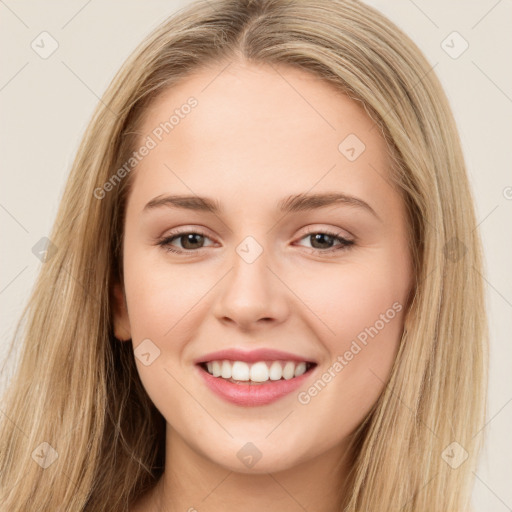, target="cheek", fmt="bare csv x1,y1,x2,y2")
123,249,209,343
297,251,410,396
122,254,205,416
292,251,410,431
294,255,408,346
